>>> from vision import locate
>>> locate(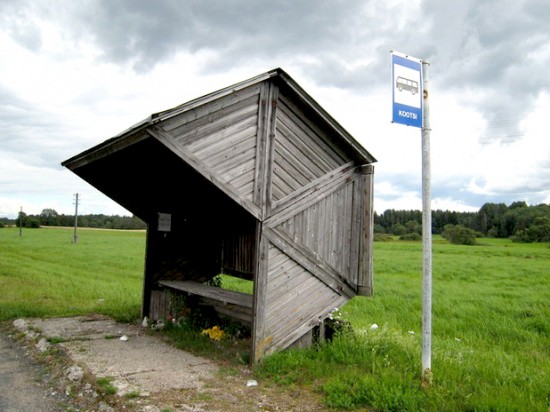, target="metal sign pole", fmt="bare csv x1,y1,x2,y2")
391,50,432,384
421,60,432,384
